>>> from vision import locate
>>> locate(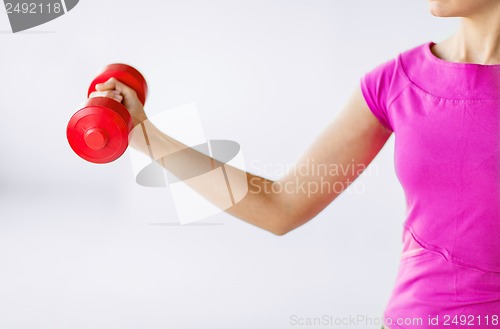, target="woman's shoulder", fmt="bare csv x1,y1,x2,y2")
375,41,432,77
362,42,431,94
399,41,432,61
